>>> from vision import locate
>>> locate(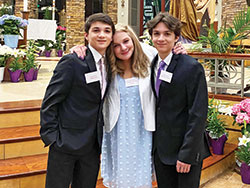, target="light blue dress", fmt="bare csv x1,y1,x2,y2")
101,75,153,188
